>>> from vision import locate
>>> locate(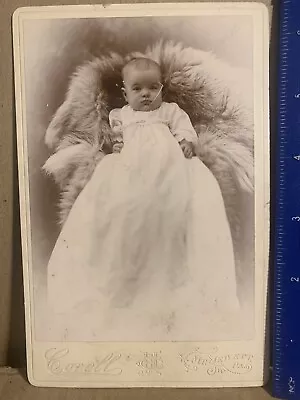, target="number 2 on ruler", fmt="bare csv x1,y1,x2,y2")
289,377,296,394
291,277,300,283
